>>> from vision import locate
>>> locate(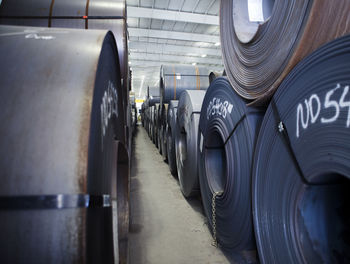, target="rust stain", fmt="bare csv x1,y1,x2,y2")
257,0,350,106
77,34,105,193
48,0,55,28
195,67,200,90
77,89,92,193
